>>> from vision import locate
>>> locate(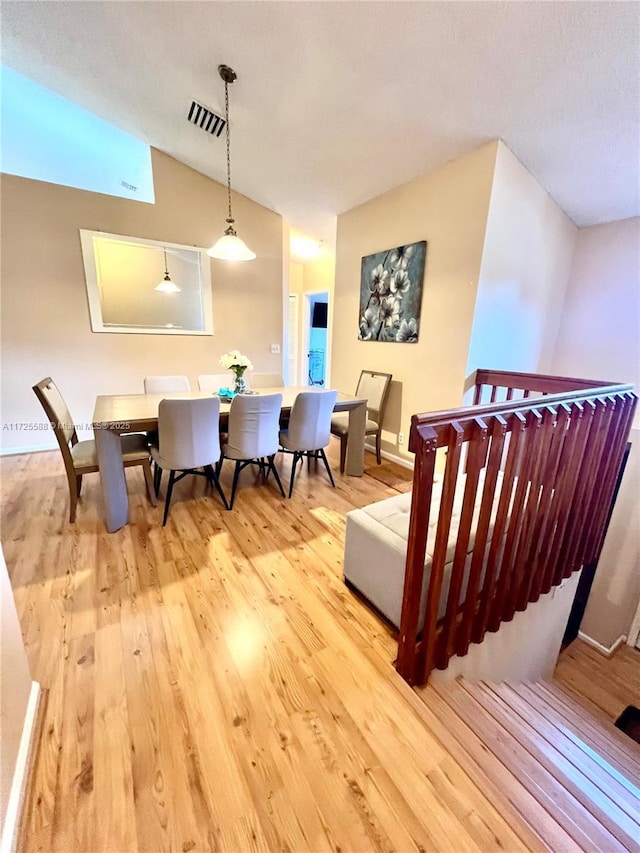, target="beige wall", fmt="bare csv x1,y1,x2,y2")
288,253,335,386
1,546,33,835
550,218,640,648
466,142,577,378
332,142,498,461
432,572,581,684
0,149,283,451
